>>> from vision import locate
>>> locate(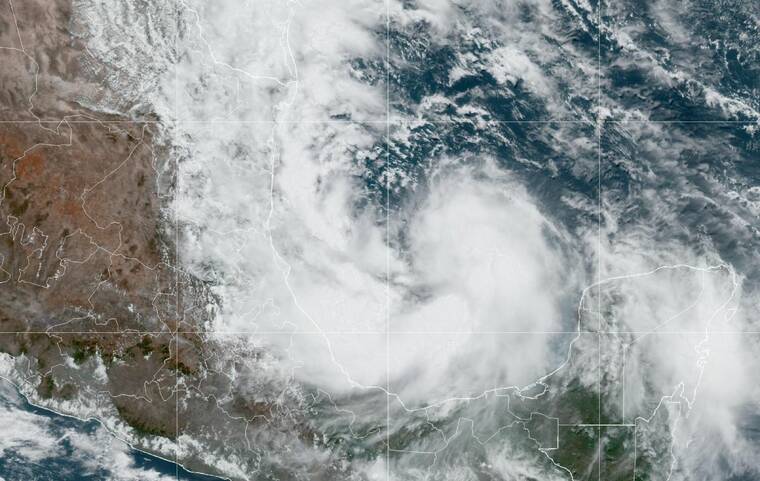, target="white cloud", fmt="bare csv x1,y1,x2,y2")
177,115,581,403
0,379,175,481
70,1,760,479
594,201,758,480
0,394,57,462
486,47,553,96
